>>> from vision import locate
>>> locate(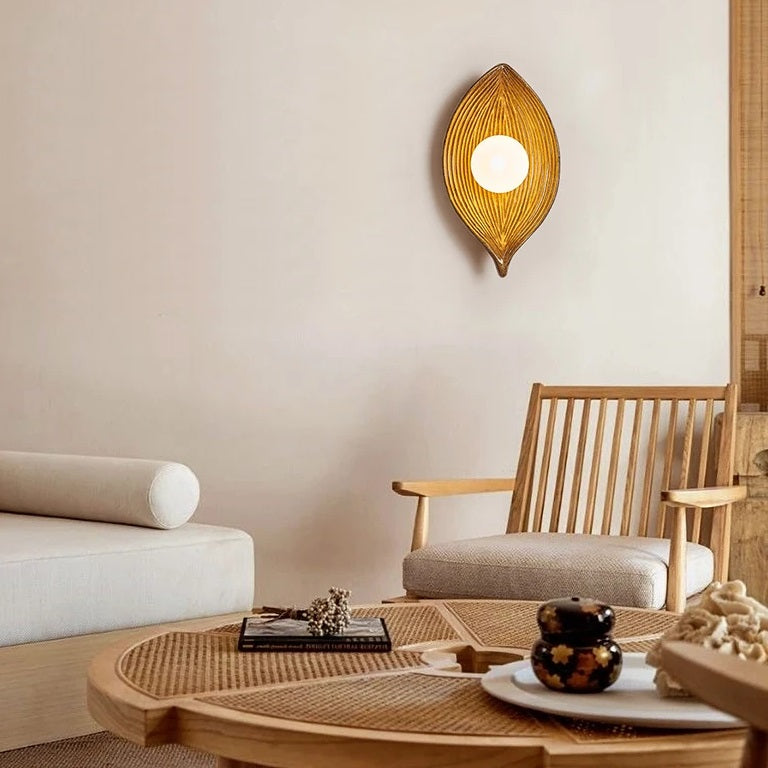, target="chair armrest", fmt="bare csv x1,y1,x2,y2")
661,486,747,508
392,478,516,497
664,484,747,612
393,477,516,553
